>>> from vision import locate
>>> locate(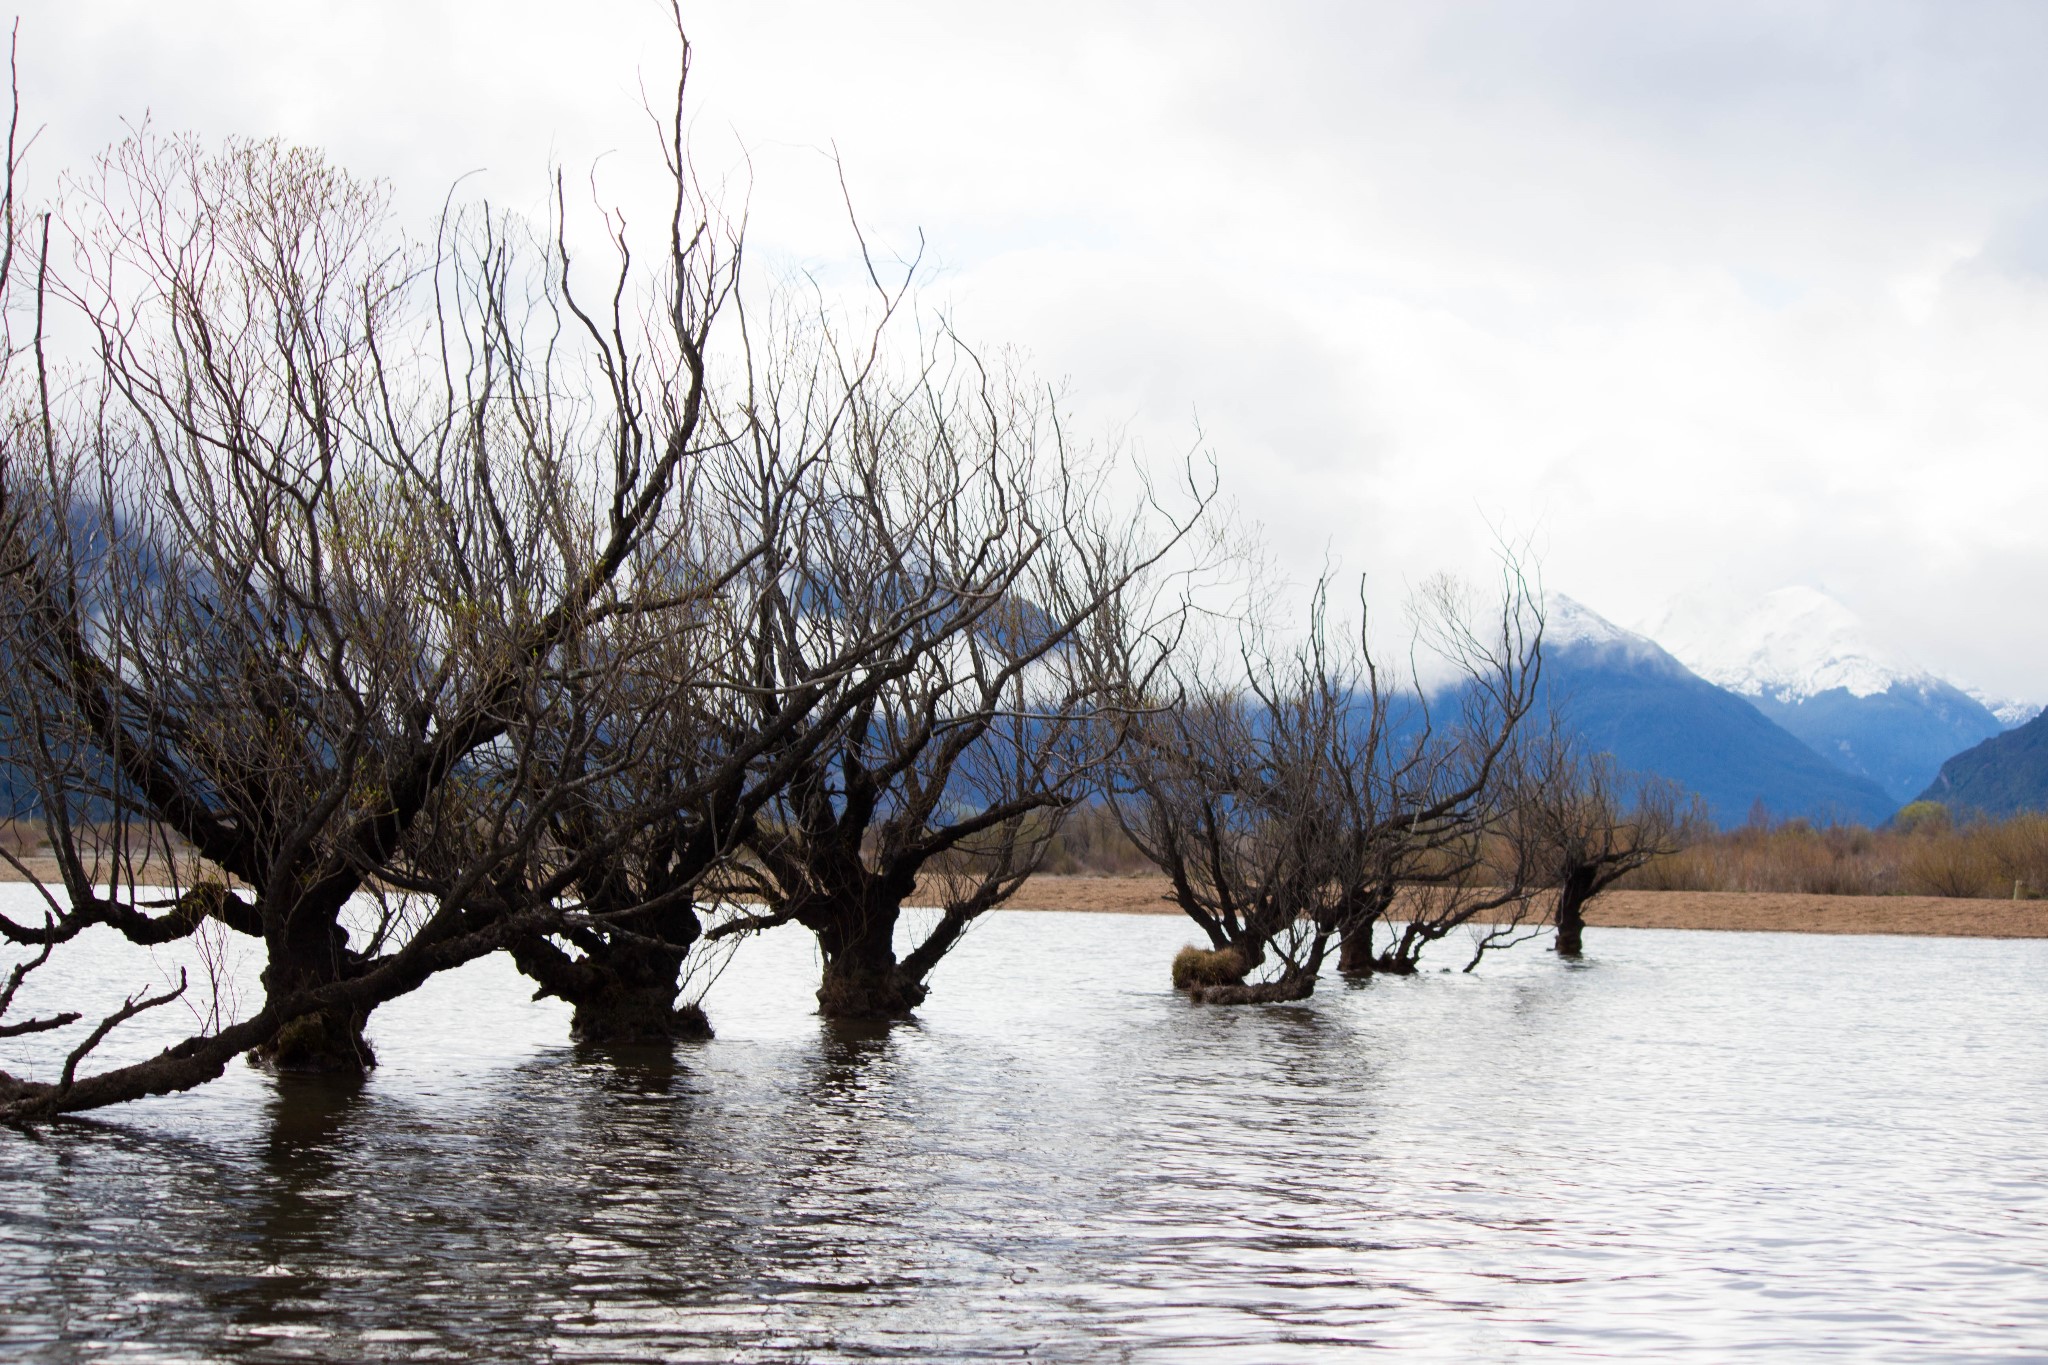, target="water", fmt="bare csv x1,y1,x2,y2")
2,896,2046,1361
